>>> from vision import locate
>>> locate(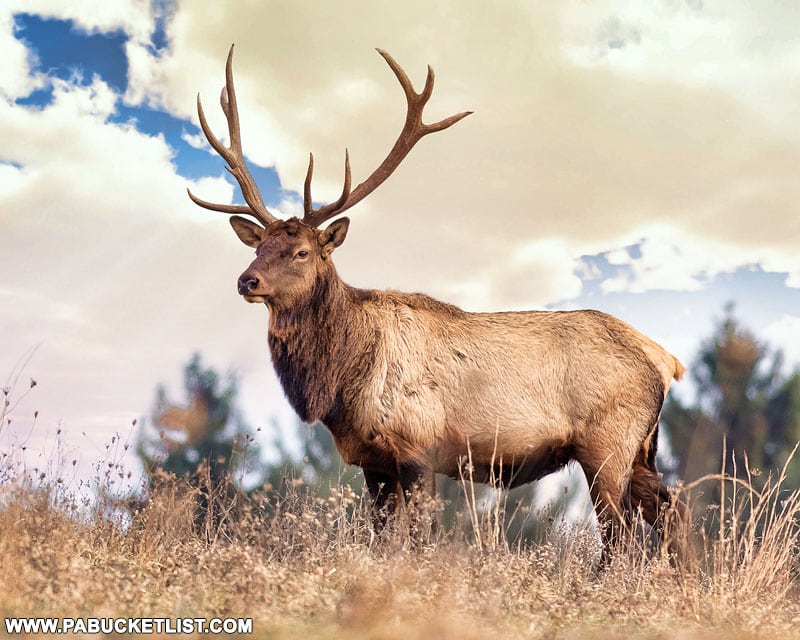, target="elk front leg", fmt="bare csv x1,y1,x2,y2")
363,463,437,543
363,469,402,534
399,462,437,544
